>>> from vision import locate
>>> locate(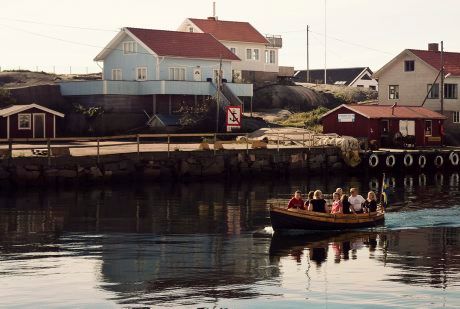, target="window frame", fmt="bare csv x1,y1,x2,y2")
444,83,458,99
253,48,260,61
123,41,137,54
169,67,186,81
111,69,122,80
427,83,440,99
246,48,252,60
453,111,460,124
229,47,237,55
389,85,399,99
424,120,433,137
18,113,31,130
136,67,147,81
404,60,415,72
